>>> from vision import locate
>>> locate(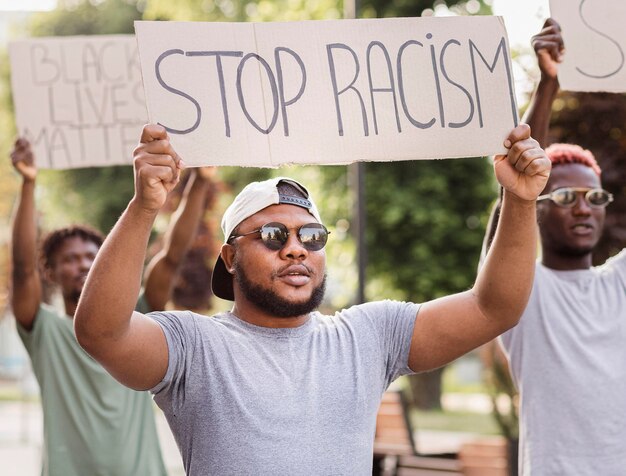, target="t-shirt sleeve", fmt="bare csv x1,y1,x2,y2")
604,248,626,282
148,311,198,413
16,304,54,359
344,300,419,388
